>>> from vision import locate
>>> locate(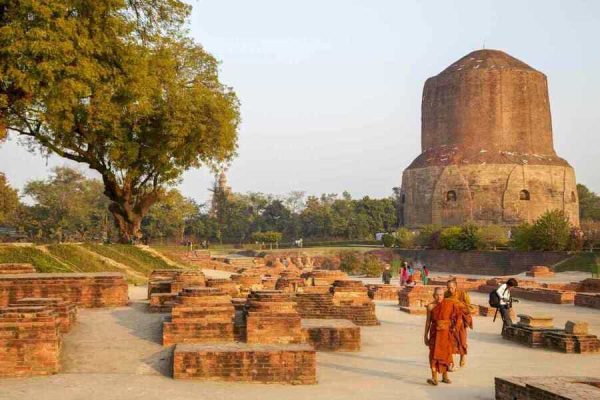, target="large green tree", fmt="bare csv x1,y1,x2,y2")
0,172,19,225
578,184,600,221
0,0,240,242
23,166,111,241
